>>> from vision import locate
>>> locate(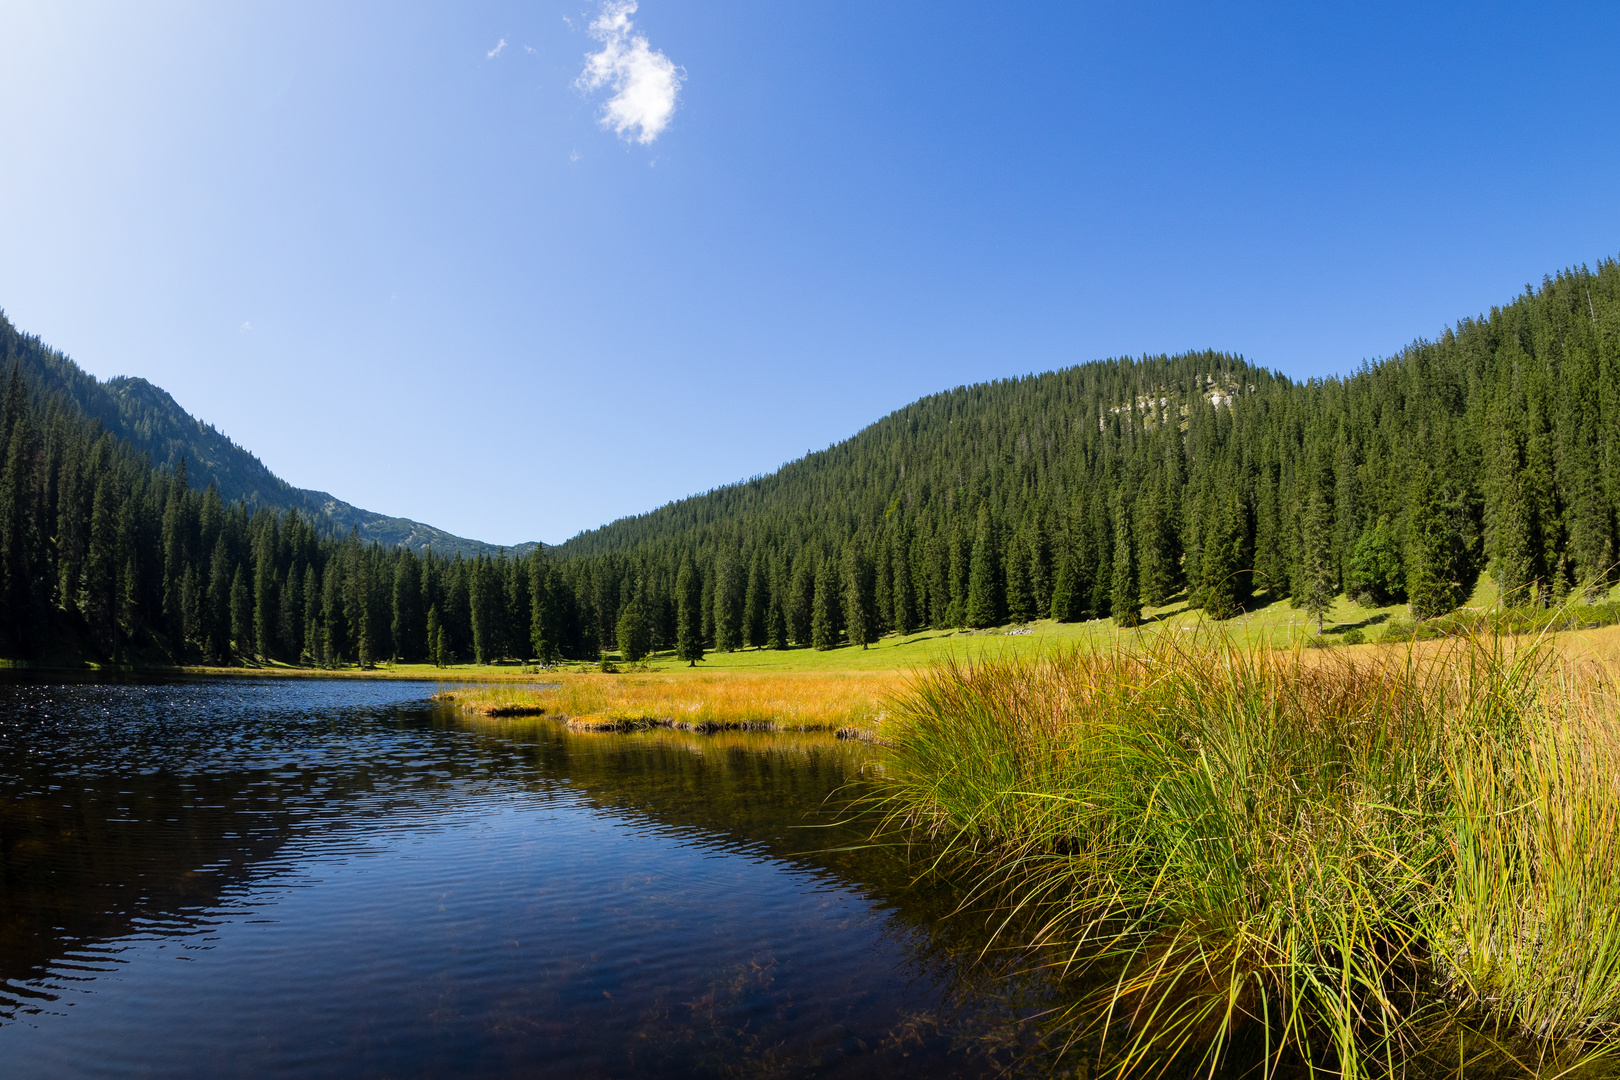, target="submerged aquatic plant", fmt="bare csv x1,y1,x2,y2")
879,629,1620,1079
